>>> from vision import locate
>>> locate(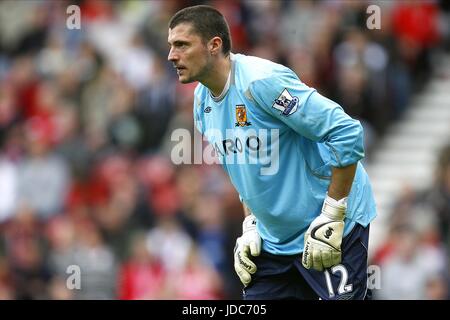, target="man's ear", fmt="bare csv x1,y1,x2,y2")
209,36,223,55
